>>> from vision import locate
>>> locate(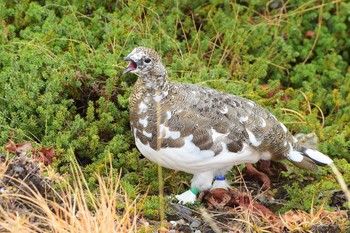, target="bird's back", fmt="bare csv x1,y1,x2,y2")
130,79,294,161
